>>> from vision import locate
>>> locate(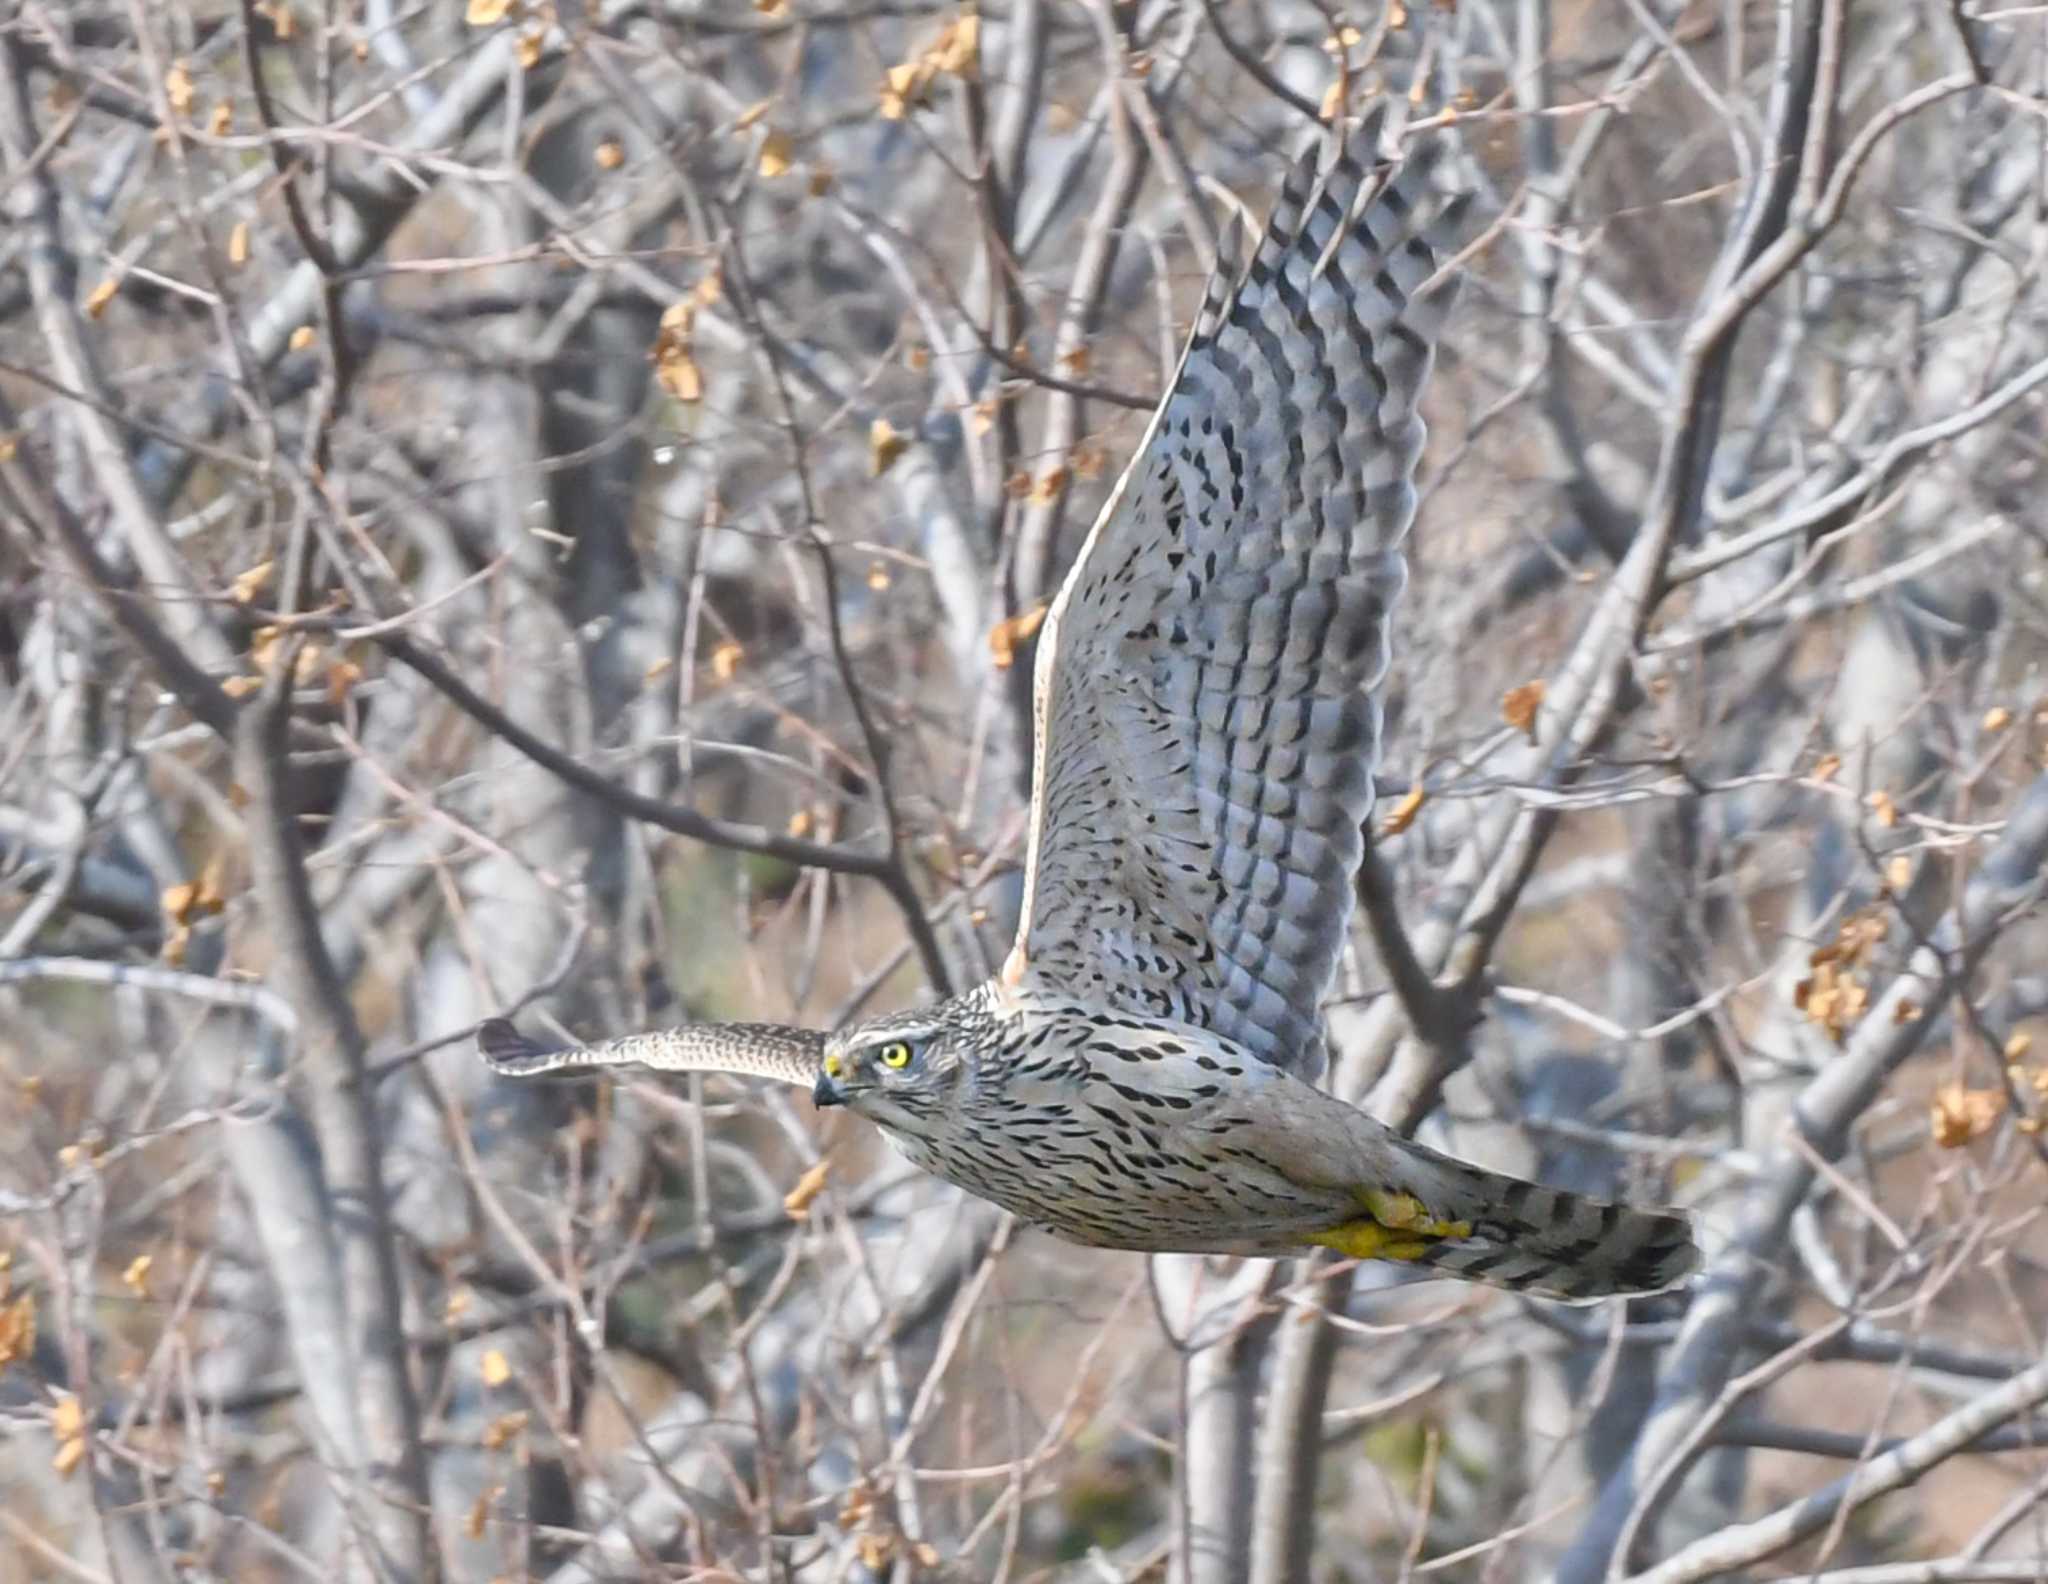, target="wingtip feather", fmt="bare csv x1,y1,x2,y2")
477,1018,554,1077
